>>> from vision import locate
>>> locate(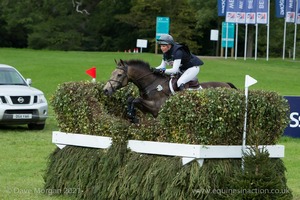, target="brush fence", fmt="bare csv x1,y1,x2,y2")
52,131,284,166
